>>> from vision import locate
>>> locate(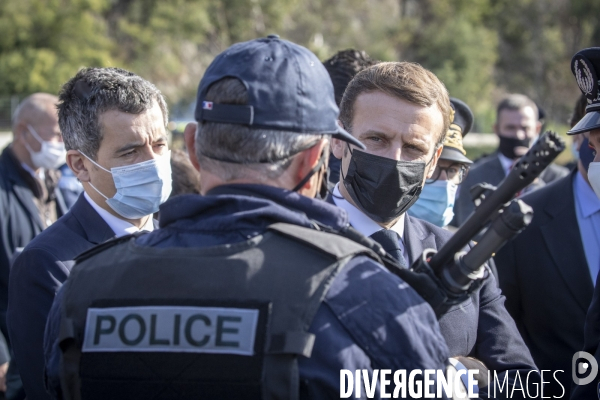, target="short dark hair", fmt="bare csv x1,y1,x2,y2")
58,67,168,159
496,94,538,122
339,62,451,147
323,49,377,106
